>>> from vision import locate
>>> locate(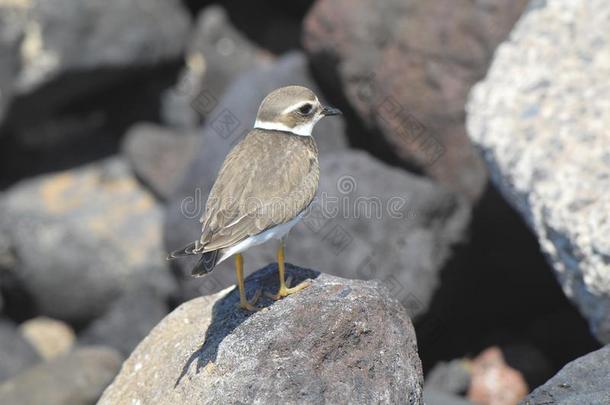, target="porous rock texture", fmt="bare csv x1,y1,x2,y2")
99,264,424,404
467,0,610,343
